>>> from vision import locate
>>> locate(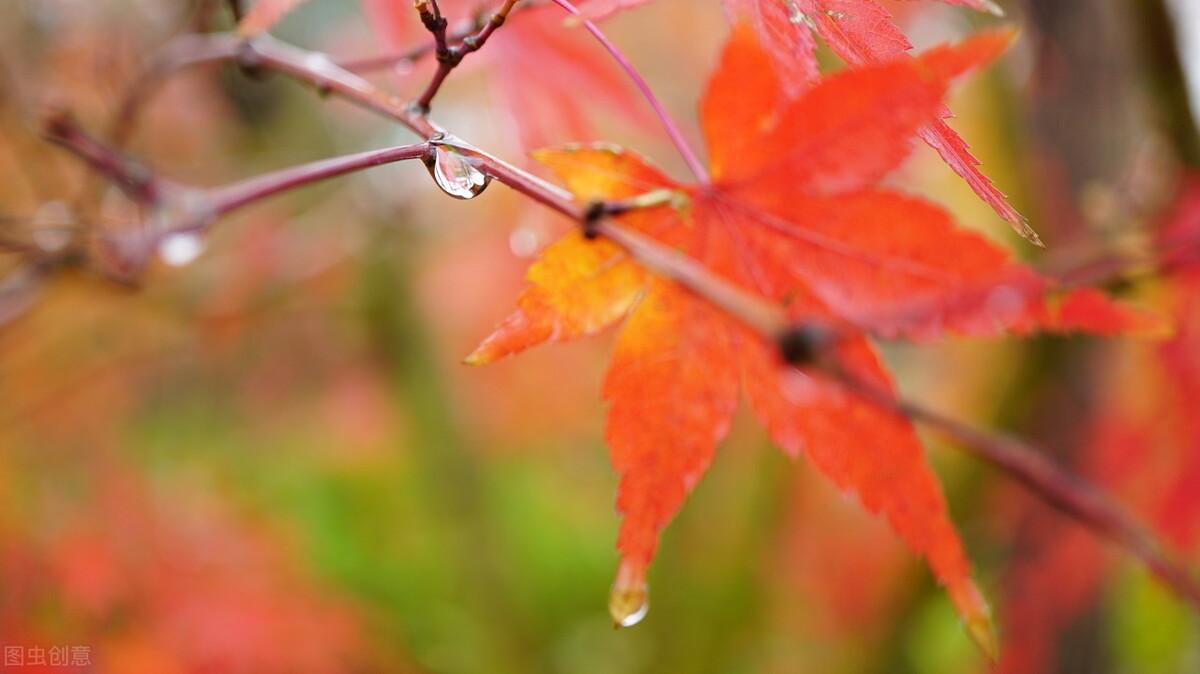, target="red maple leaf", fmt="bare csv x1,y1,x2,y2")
467,24,1147,652
586,0,1033,241
725,0,1040,241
